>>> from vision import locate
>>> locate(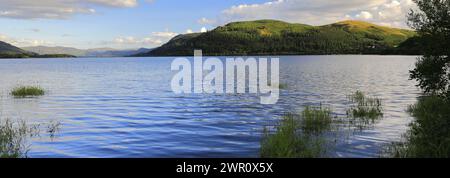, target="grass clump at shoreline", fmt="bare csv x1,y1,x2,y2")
346,91,383,129
301,106,333,135
260,91,385,158
0,119,38,158
10,86,45,98
260,105,333,158
388,96,450,158
0,118,61,158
